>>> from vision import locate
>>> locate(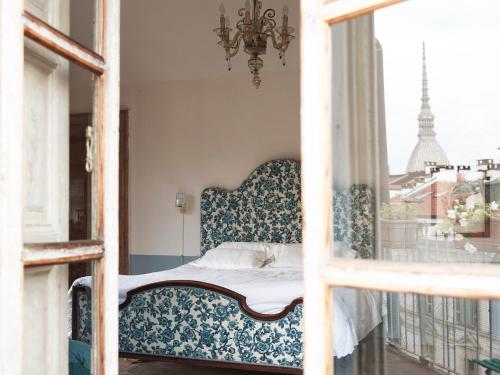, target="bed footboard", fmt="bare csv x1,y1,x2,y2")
73,281,303,372
72,286,92,345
